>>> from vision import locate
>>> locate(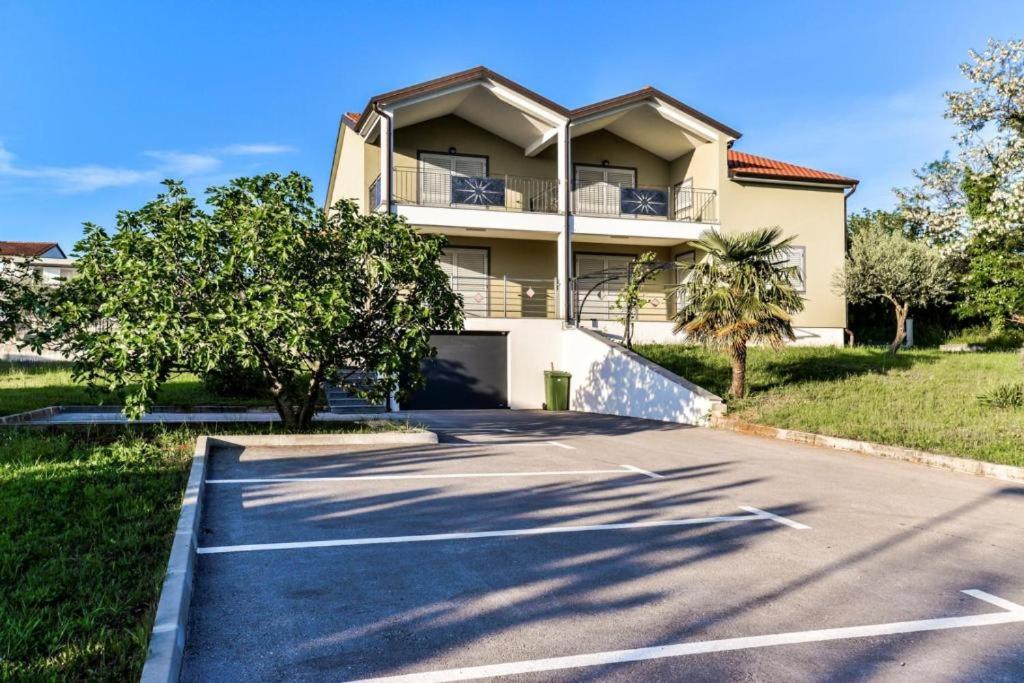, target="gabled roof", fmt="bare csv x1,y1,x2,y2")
0,241,66,258
354,66,570,132
570,86,742,139
728,150,857,187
